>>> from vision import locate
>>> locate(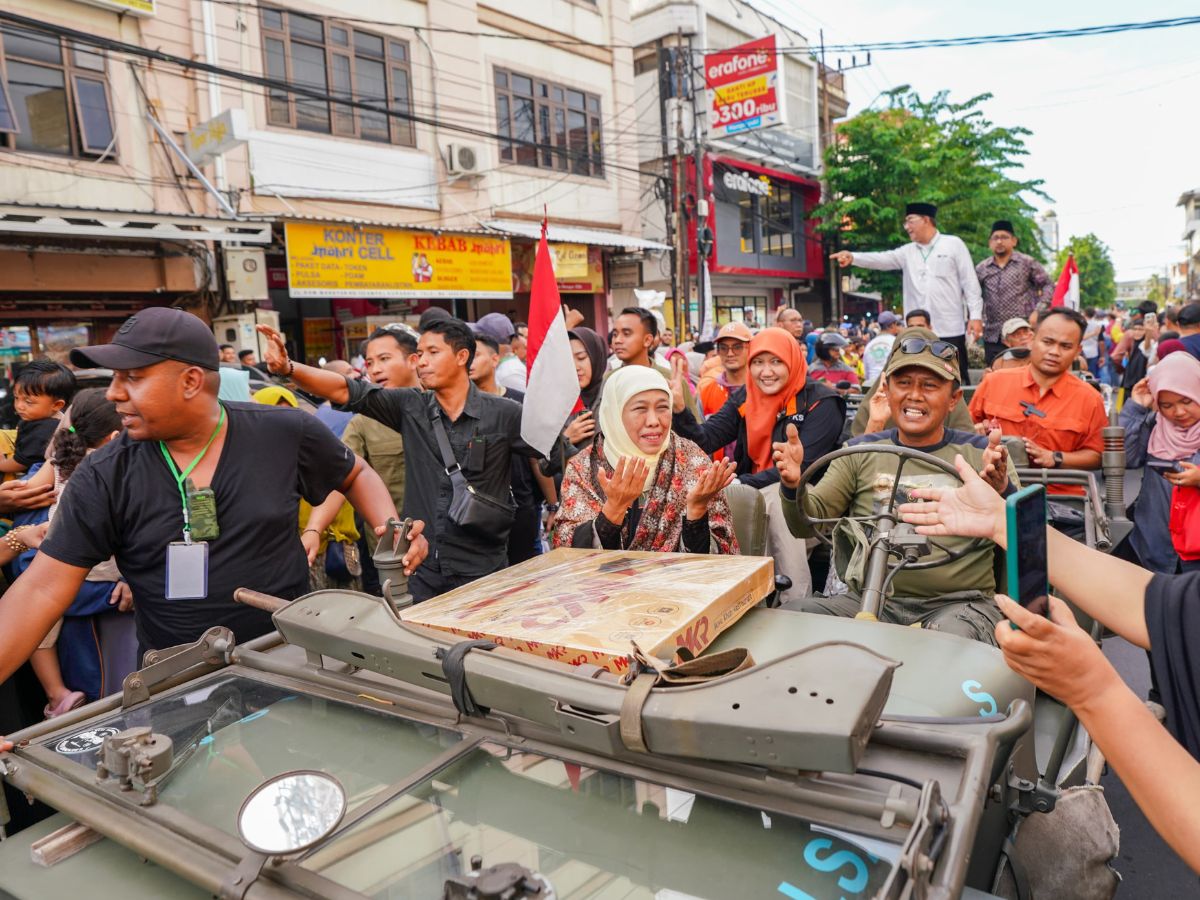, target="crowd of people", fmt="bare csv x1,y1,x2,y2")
1,201,1200,874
